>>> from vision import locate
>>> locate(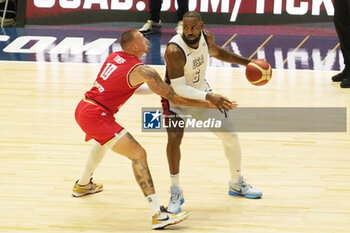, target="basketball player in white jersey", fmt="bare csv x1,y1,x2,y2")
161,11,263,213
